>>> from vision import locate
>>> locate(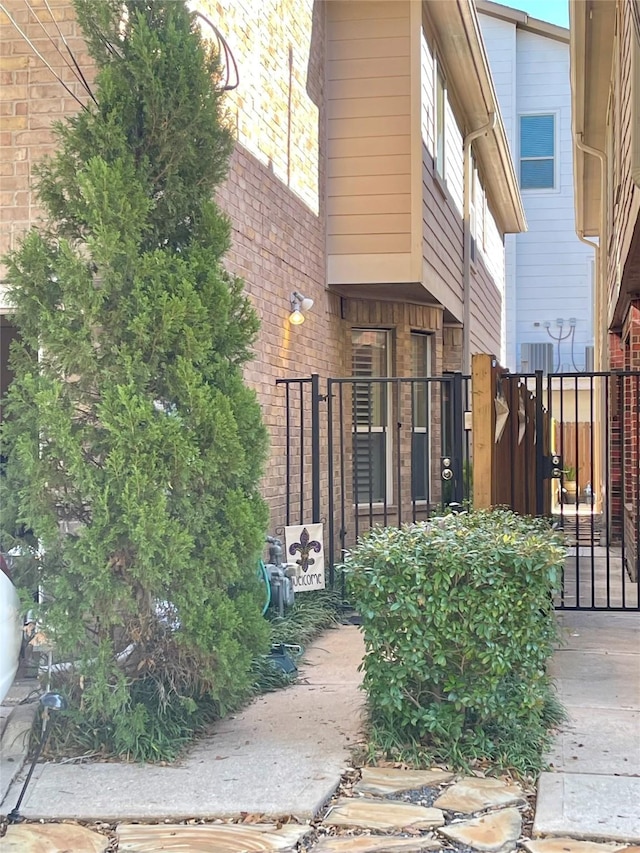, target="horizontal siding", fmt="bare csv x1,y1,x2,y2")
470,258,503,356
327,193,410,215
420,13,464,317
422,163,464,314
327,1,412,261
